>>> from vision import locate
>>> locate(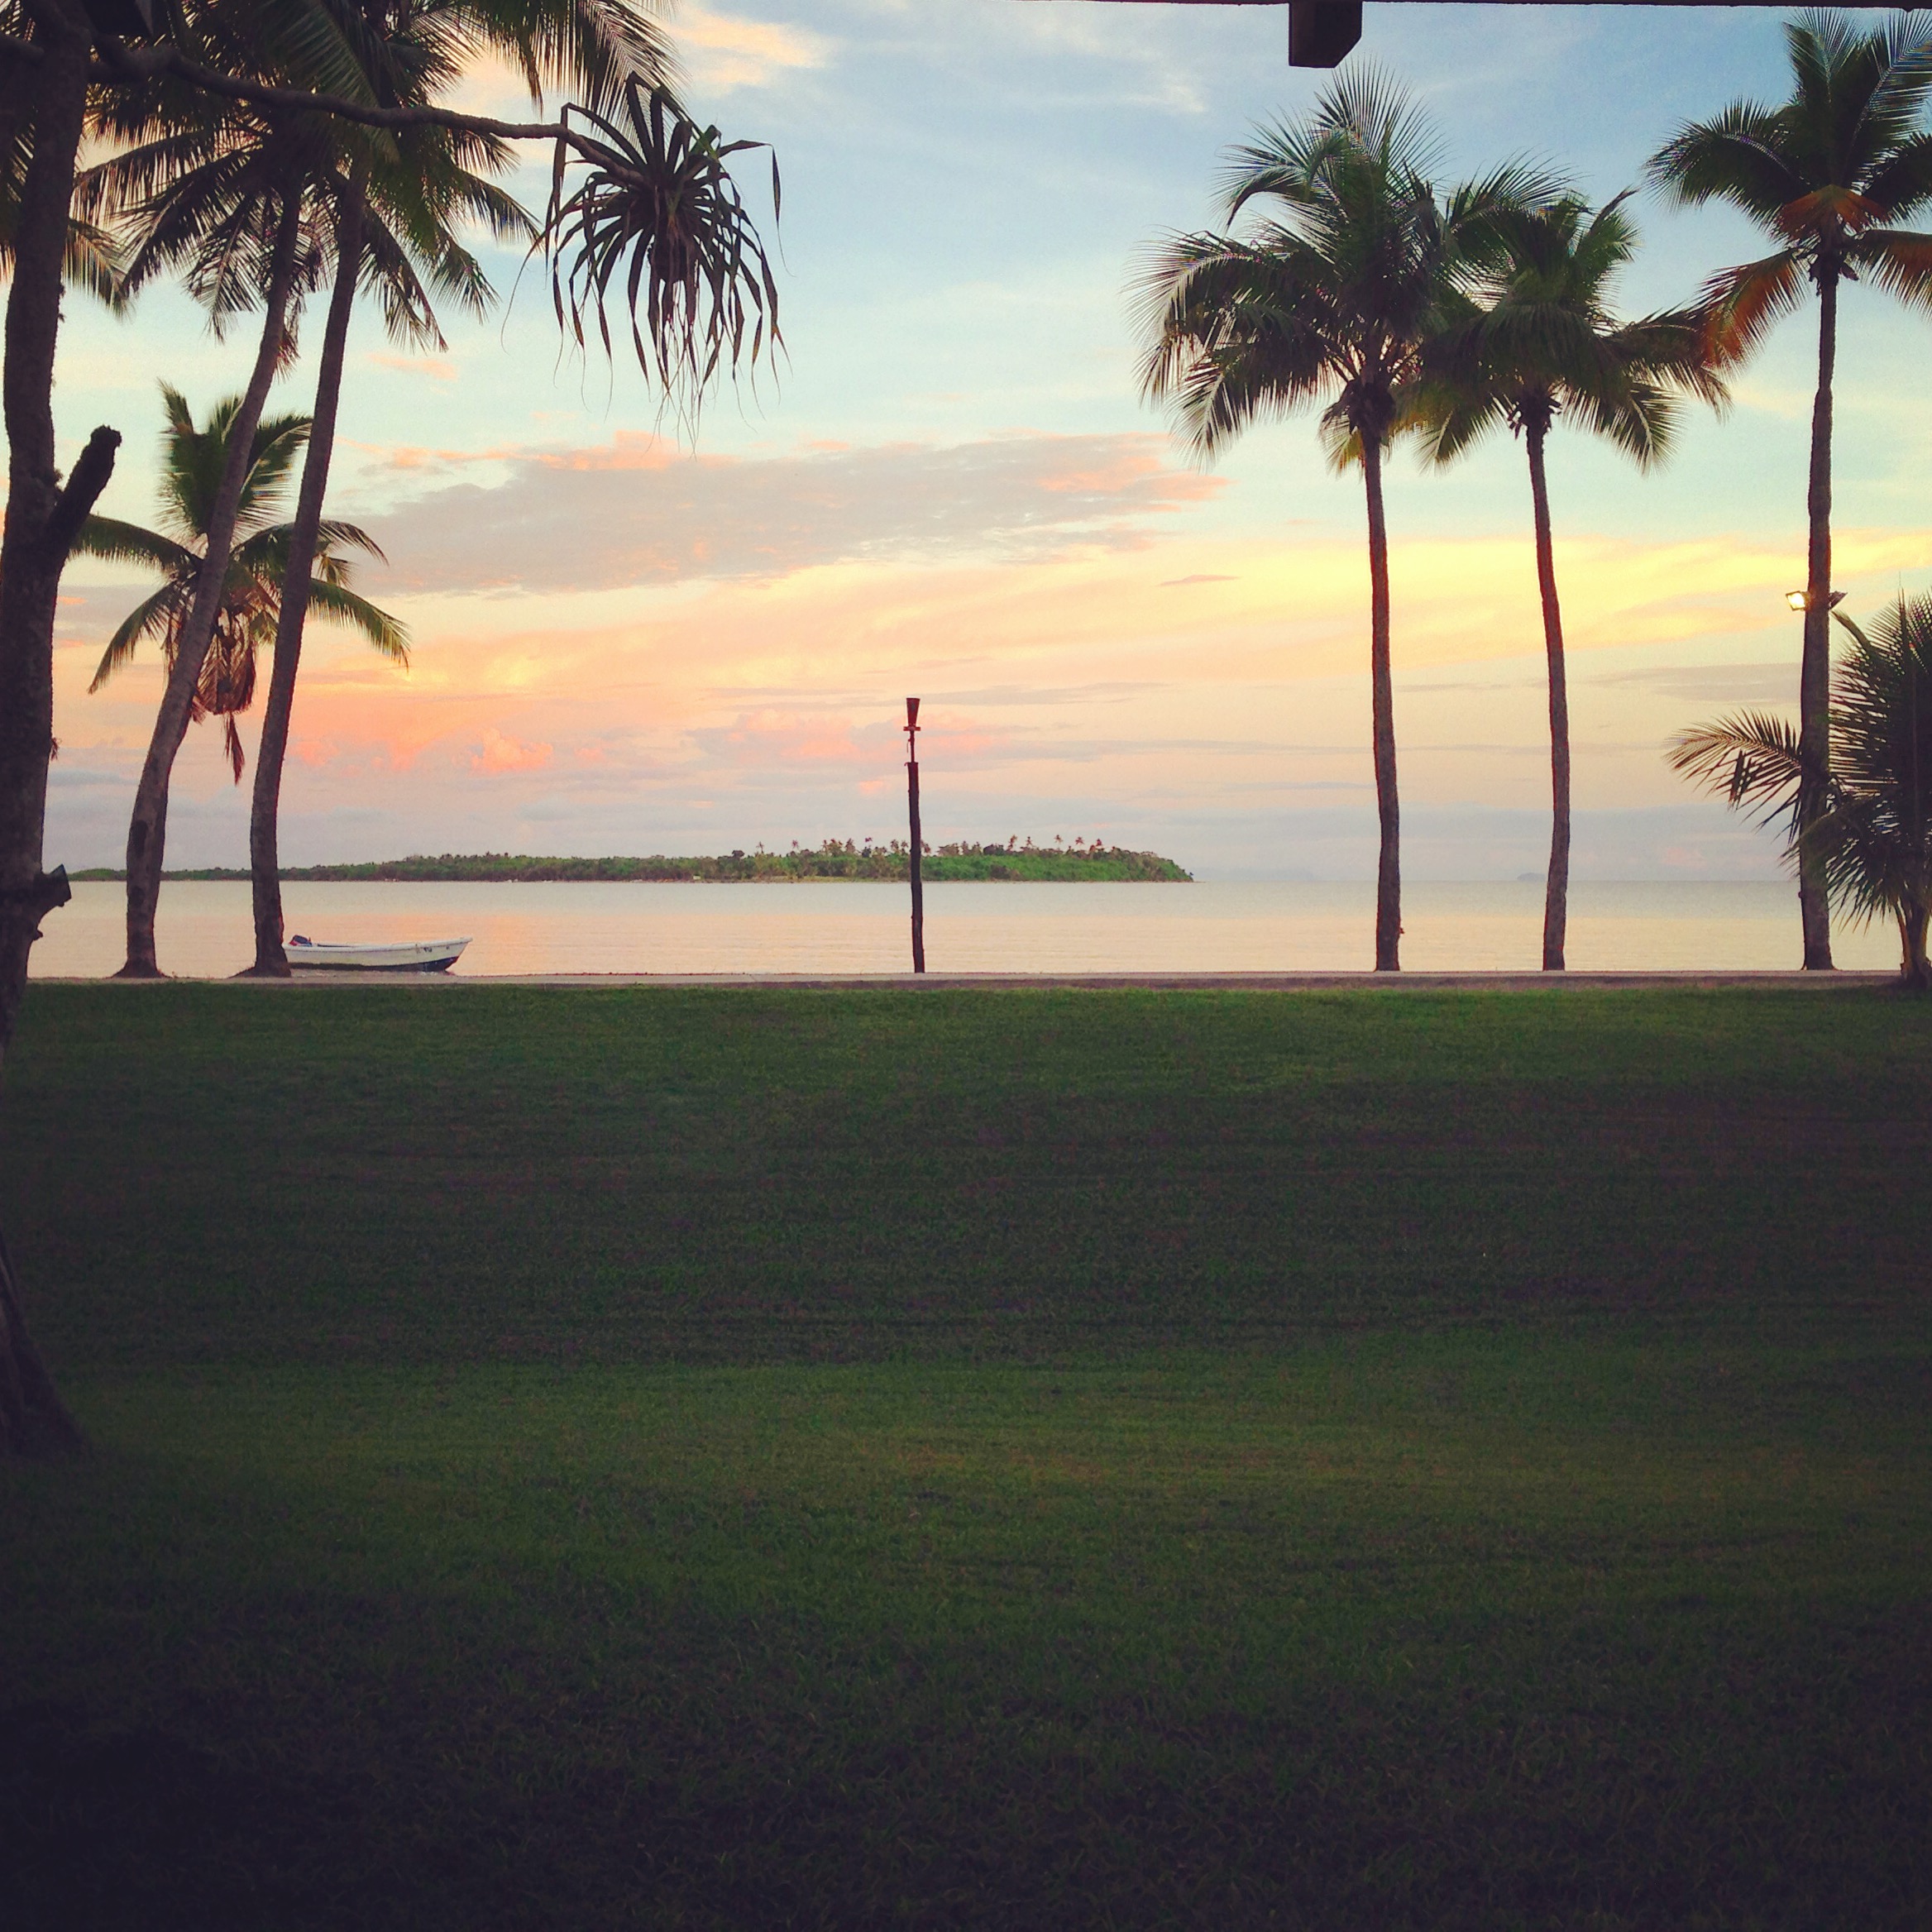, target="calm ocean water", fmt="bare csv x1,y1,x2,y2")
30,878,1905,977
